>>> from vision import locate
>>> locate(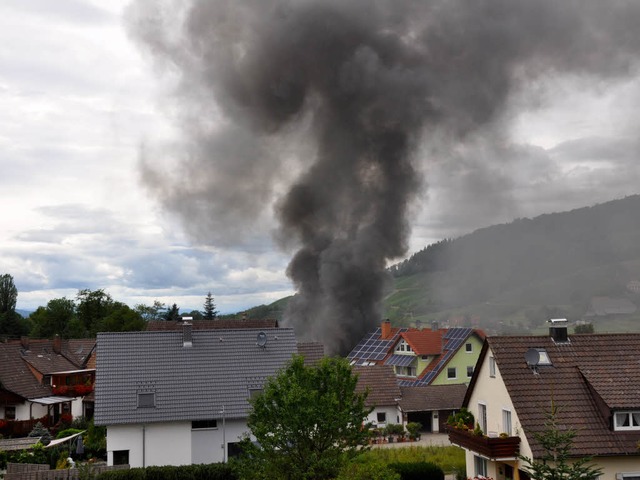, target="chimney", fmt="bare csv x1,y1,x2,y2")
183,322,193,348
381,319,392,339
431,321,439,332
53,335,61,354
548,318,569,343
20,336,30,350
